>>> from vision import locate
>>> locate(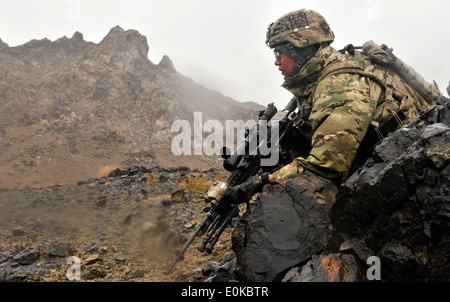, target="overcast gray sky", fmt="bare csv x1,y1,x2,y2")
1,0,449,110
